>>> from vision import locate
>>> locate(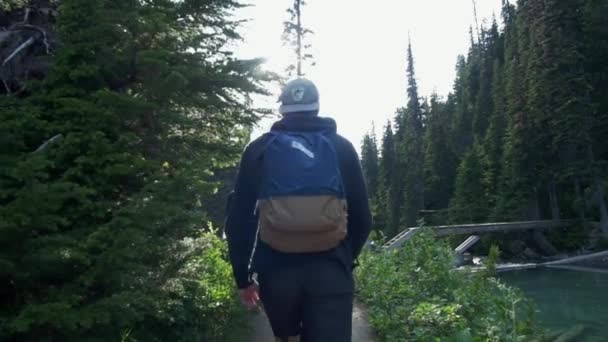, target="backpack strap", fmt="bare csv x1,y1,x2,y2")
319,132,346,197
